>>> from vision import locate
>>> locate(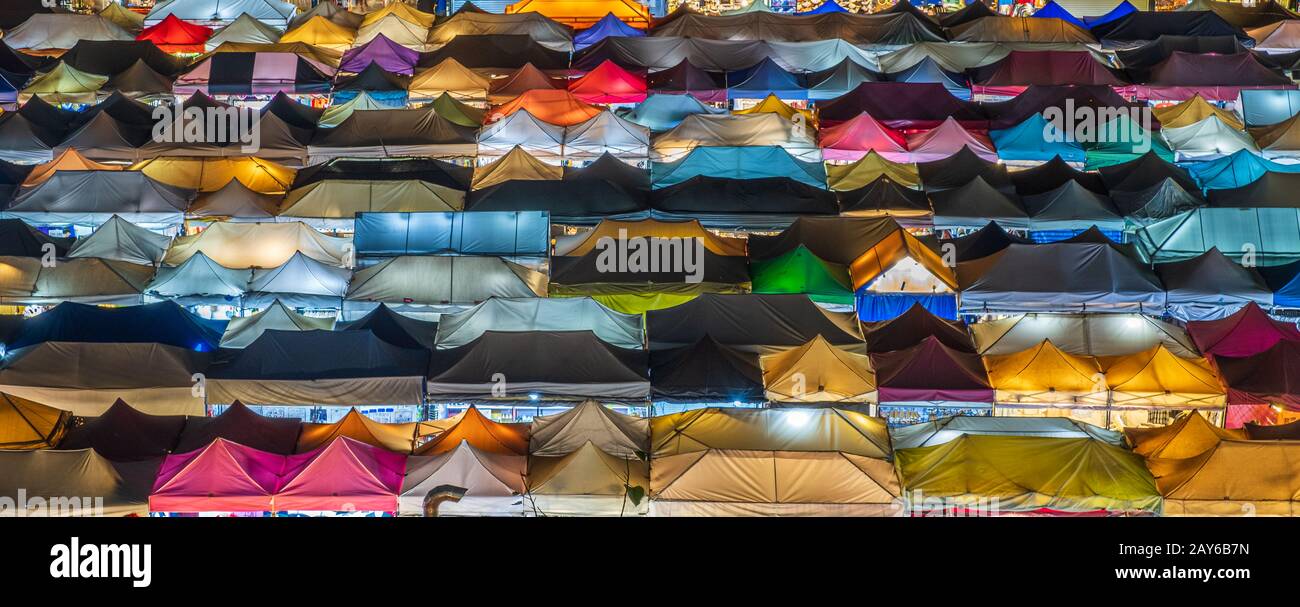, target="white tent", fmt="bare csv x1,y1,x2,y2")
399,440,527,516
476,110,566,161
163,221,353,269
220,299,336,348
1161,115,1260,161
205,12,284,50
67,215,173,266
435,298,643,350
2,14,134,50
969,313,1199,358
528,399,650,457
245,251,351,307
563,111,651,165
146,252,252,304
146,0,298,28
